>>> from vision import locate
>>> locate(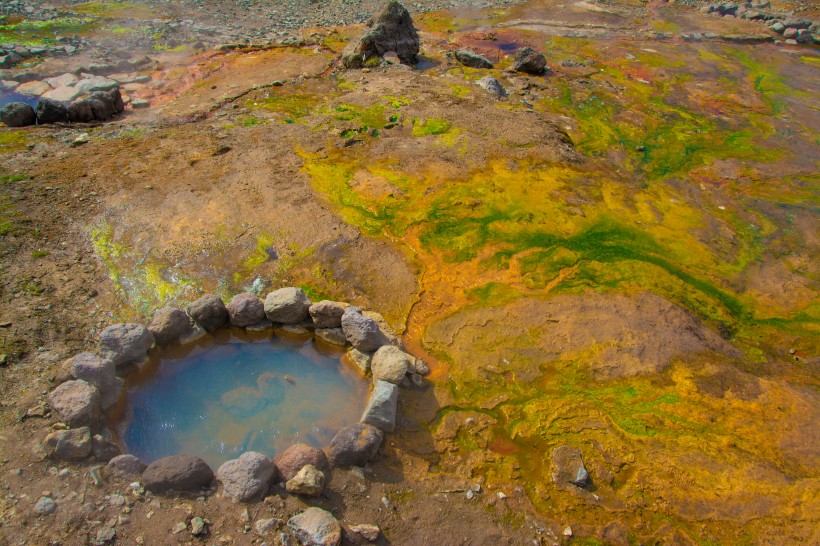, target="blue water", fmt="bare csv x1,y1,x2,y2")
119,333,369,467
0,90,40,108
